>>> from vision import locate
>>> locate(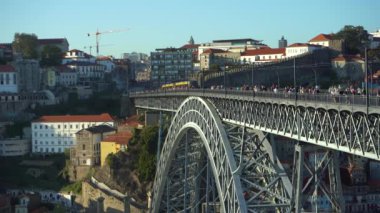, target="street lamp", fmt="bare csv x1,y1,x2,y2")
365,47,369,110
251,64,254,86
